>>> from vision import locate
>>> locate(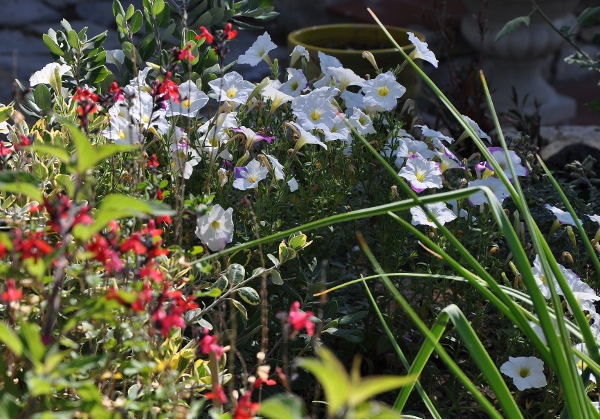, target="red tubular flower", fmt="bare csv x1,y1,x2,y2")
15,232,53,262
205,385,227,404
199,332,224,360
195,26,214,44
0,141,13,157
119,233,147,255
254,377,276,388
177,43,195,61
109,82,125,102
223,23,238,40
2,279,23,302
73,87,99,128
287,301,315,336
233,393,260,419
147,154,159,168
